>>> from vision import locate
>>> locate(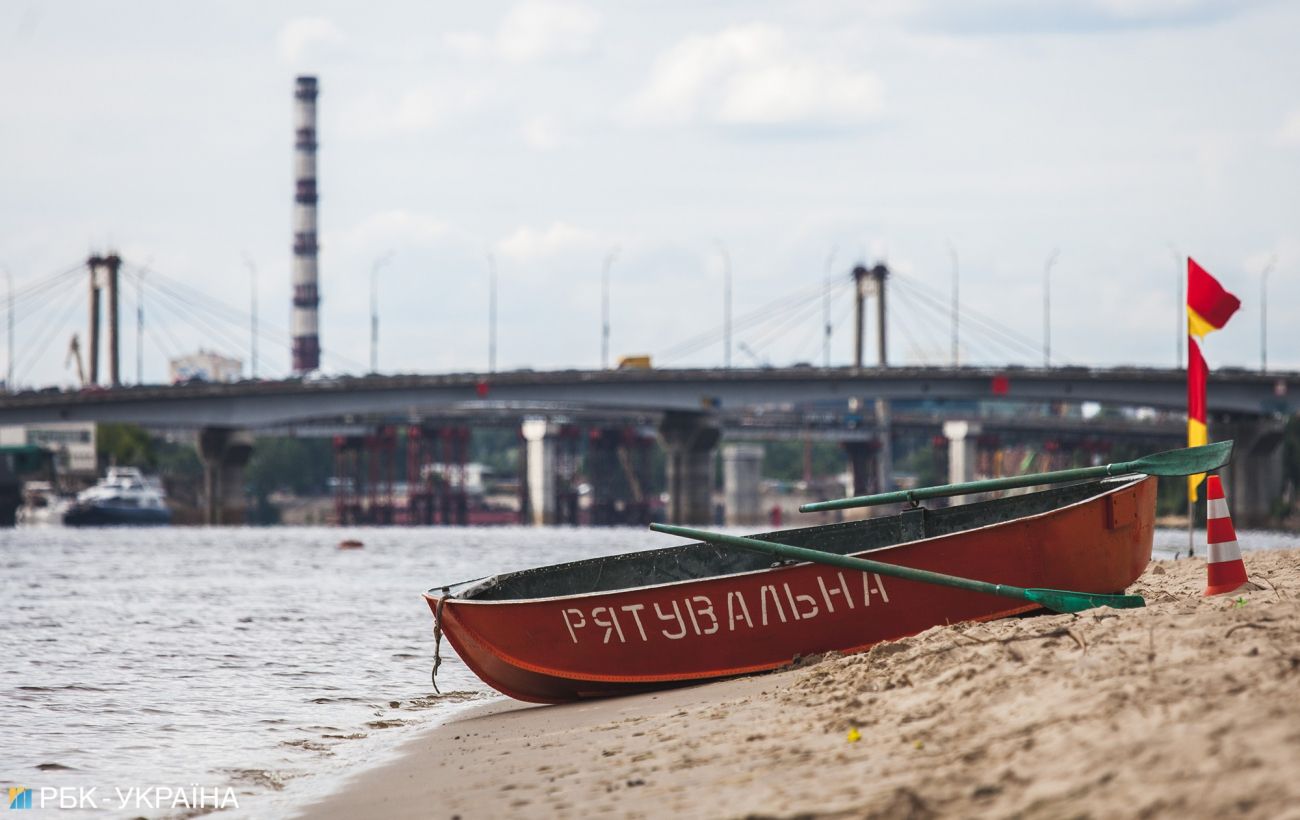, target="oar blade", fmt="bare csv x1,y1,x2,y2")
1131,440,1232,477
1024,588,1146,614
